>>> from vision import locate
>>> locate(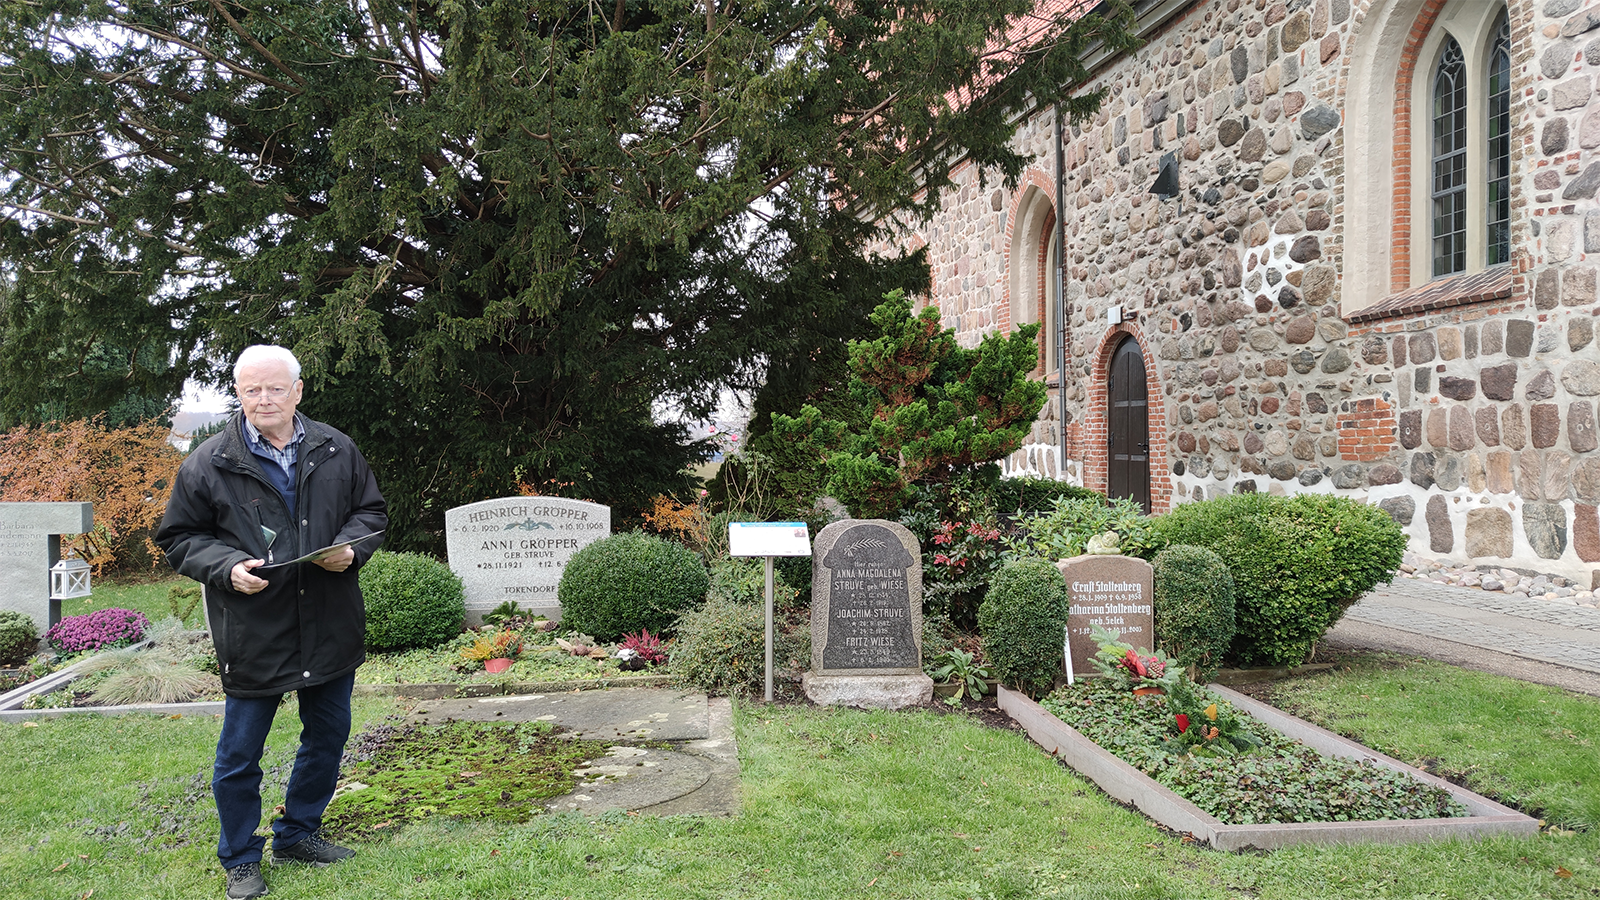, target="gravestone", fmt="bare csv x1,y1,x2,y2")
0,502,94,635
803,519,932,709
1058,554,1155,679
444,497,610,624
